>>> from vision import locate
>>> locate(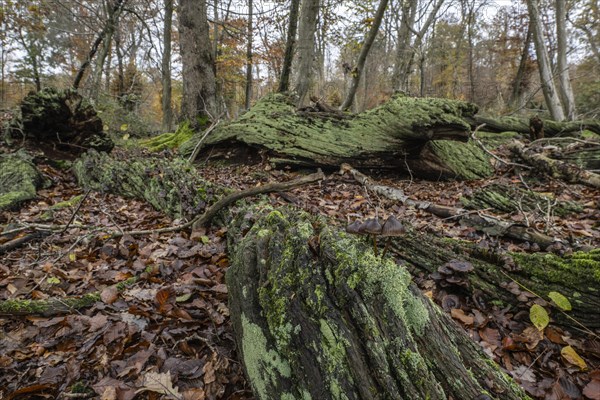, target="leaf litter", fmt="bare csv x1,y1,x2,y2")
1,152,599,399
